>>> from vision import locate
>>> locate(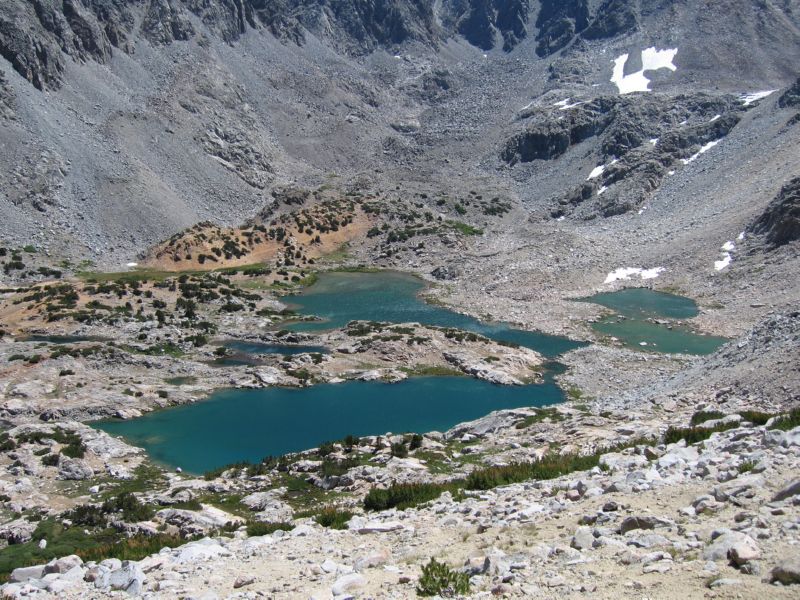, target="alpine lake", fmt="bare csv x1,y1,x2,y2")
96,271,726,473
